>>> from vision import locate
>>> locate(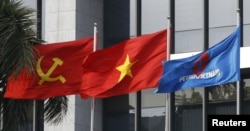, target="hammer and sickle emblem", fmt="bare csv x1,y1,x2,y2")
36,56,66,85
